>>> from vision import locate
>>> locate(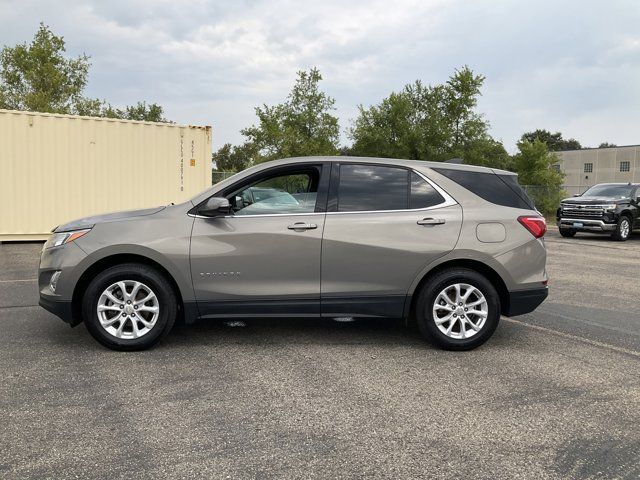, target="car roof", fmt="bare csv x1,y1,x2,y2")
260,156,516,176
